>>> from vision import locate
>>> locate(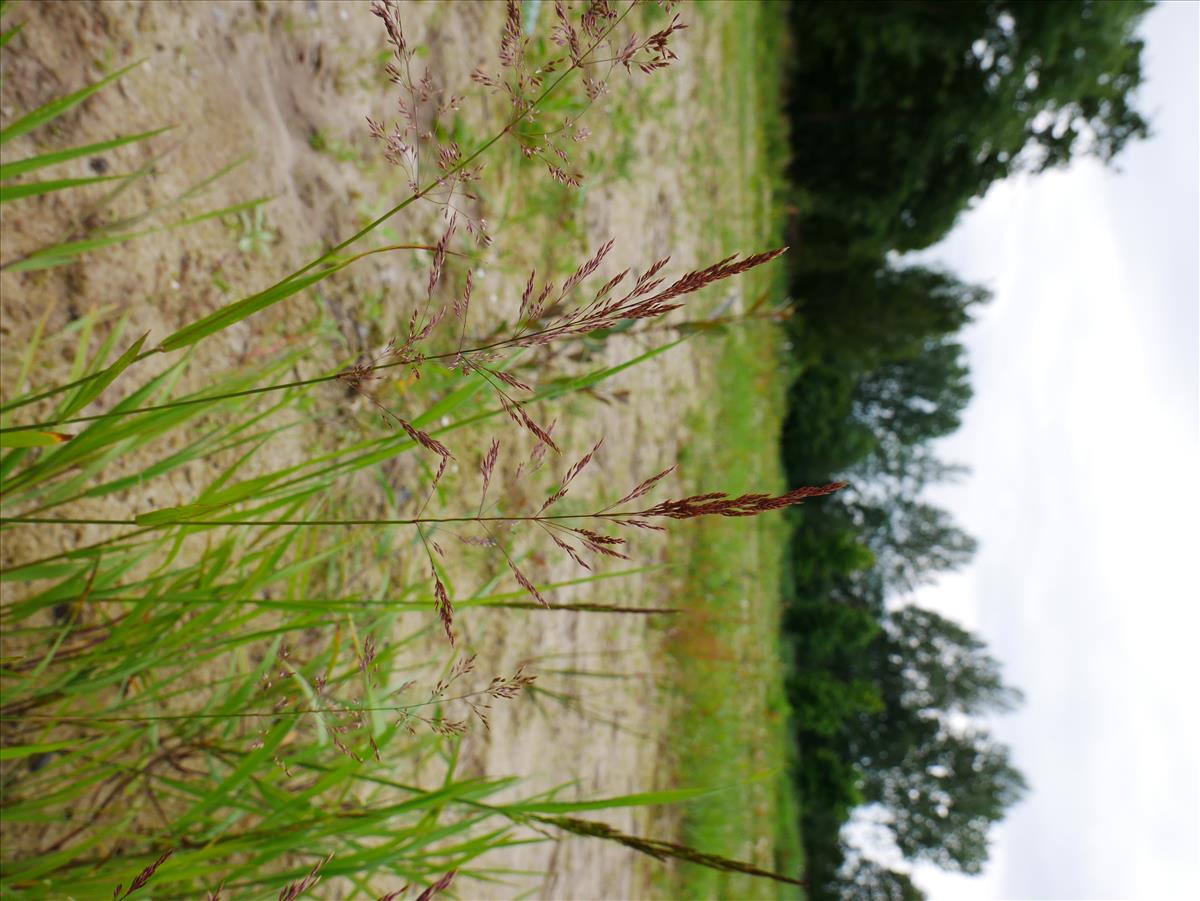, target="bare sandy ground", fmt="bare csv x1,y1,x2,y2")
1,3,742,897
